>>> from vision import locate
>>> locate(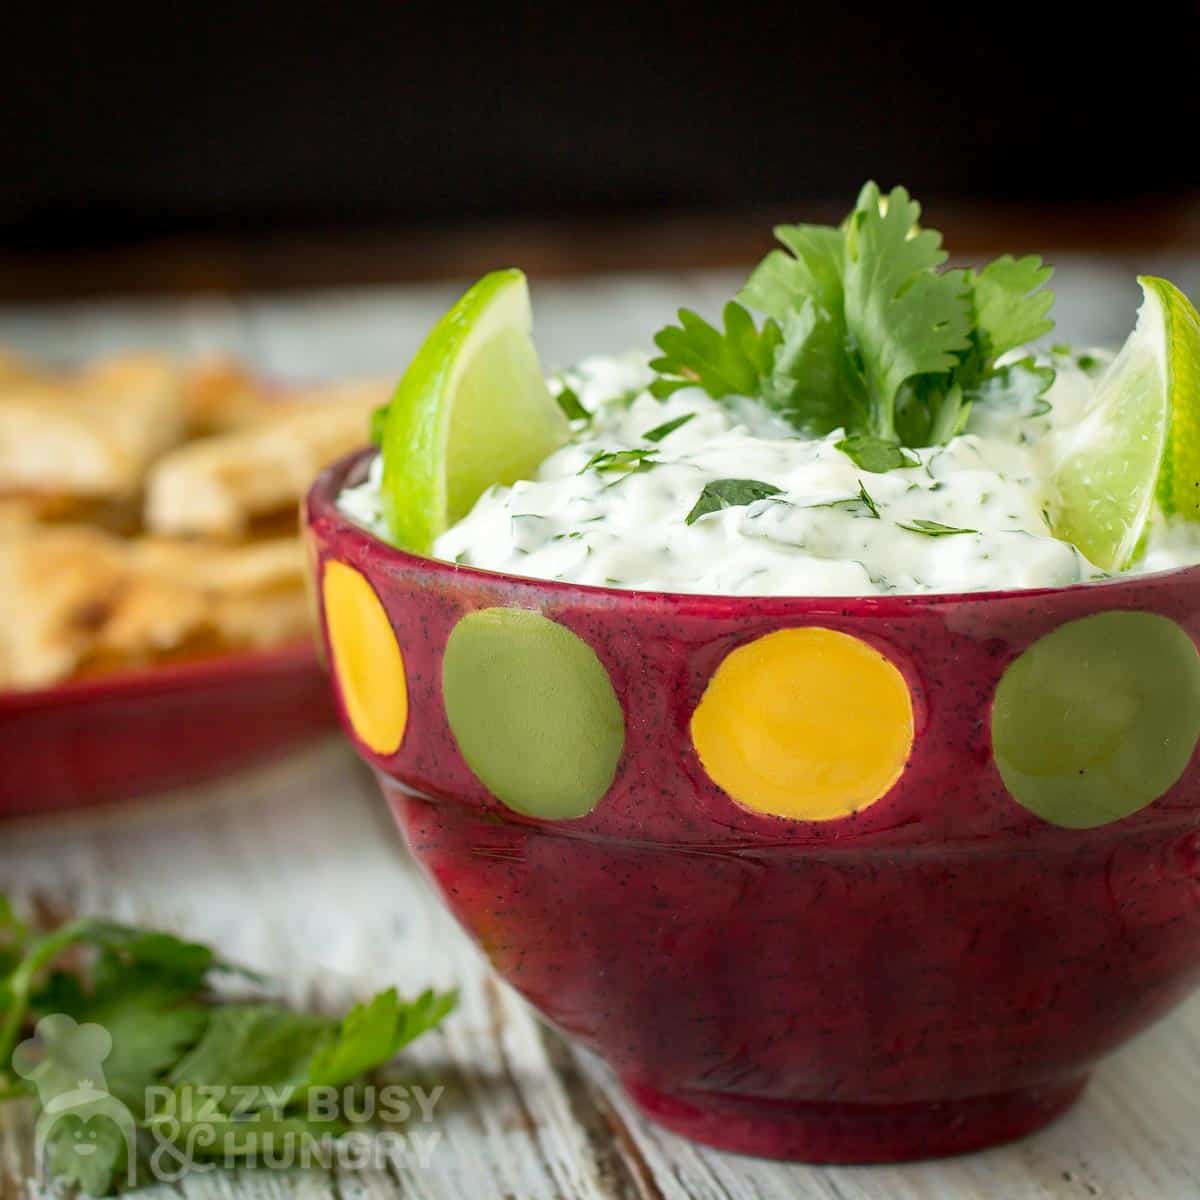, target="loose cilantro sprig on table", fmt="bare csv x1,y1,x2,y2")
650,182,1056,471
0,898,455,1196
